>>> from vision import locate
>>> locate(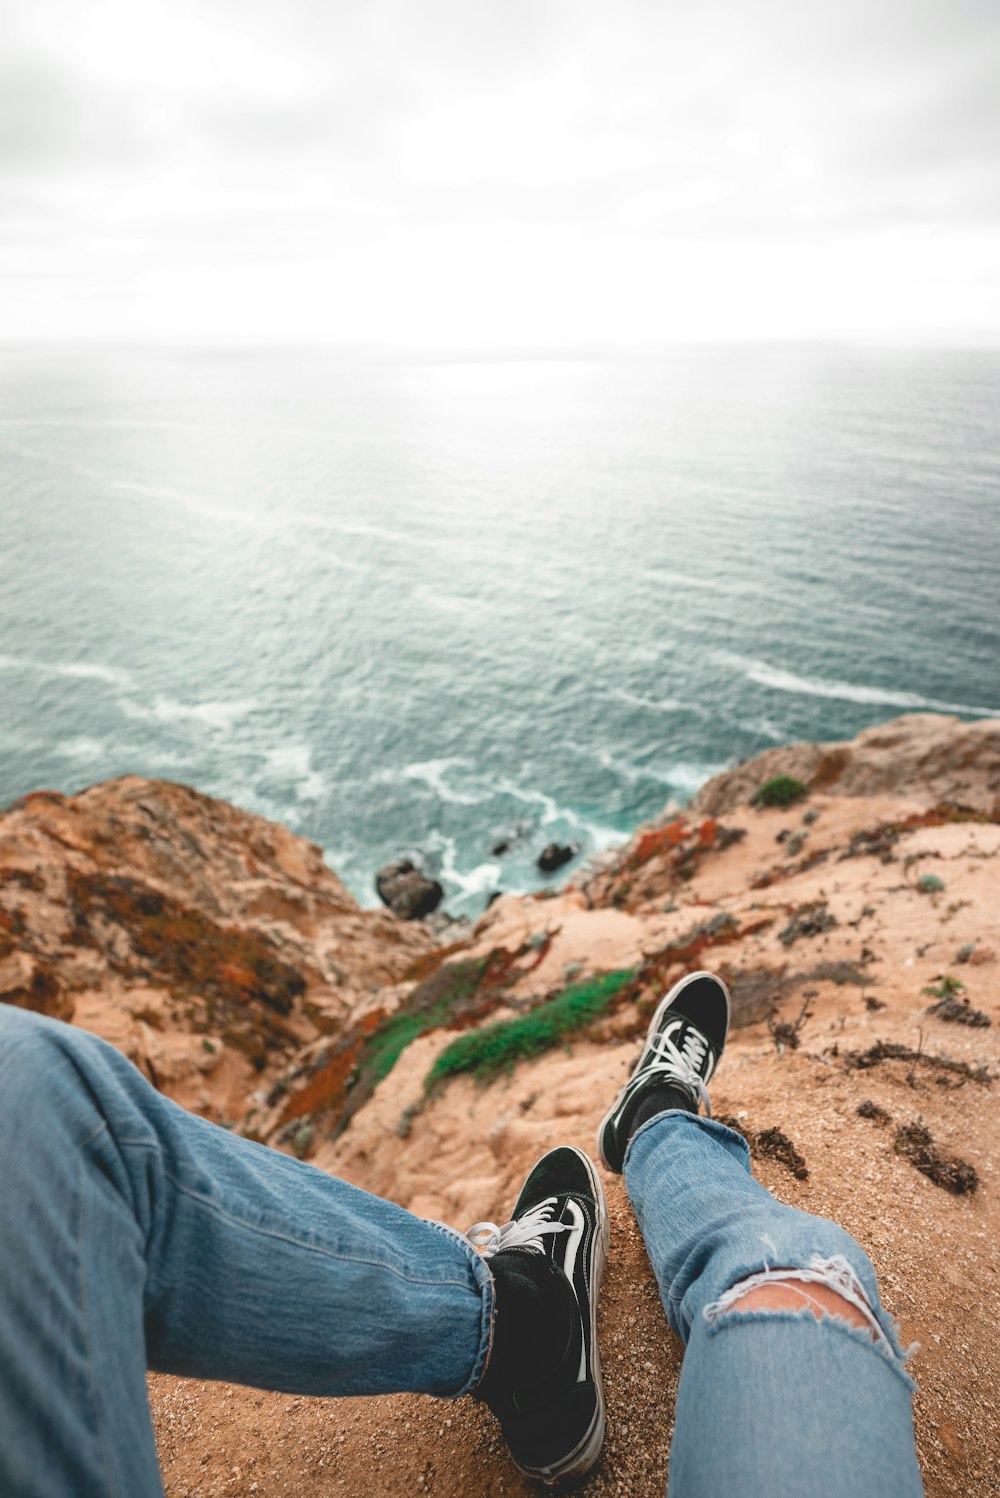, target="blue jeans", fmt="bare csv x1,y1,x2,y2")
0,1007,923,1497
